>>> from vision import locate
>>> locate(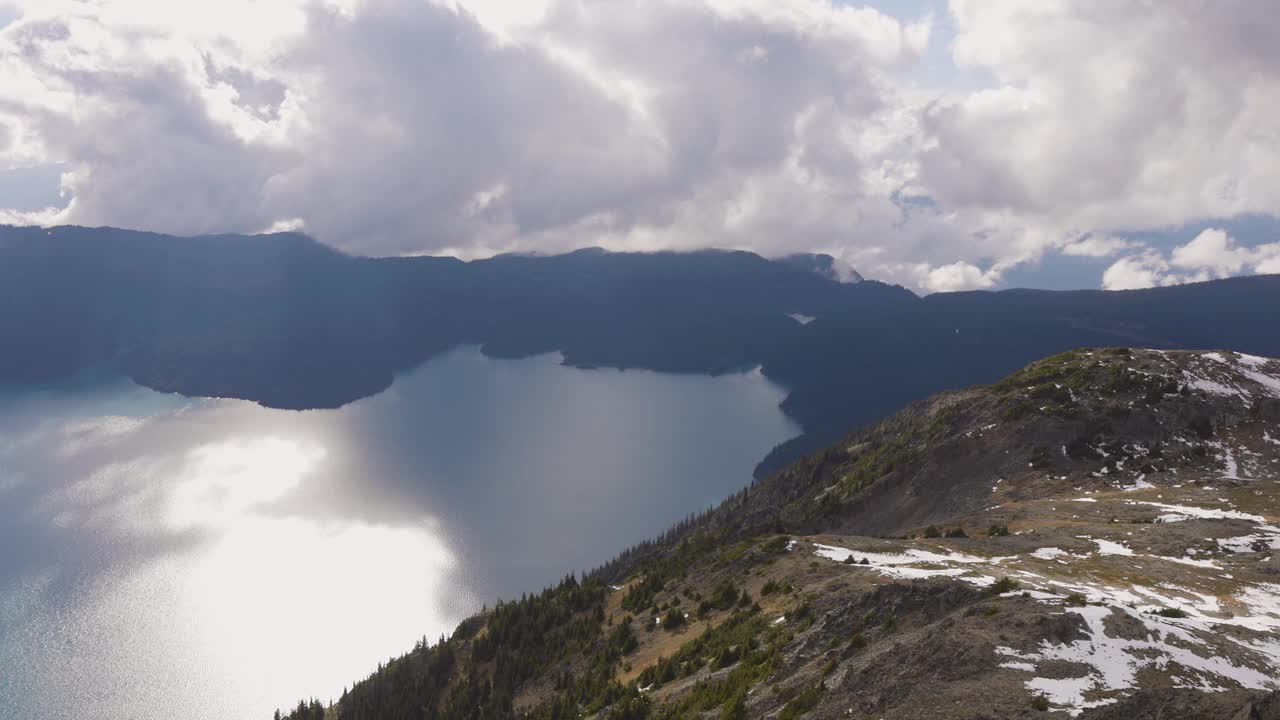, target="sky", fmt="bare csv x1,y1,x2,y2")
0,0,1279,293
